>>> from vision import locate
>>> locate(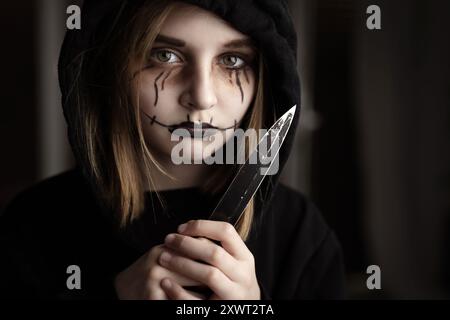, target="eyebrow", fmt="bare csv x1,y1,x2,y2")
223,38,255,50
154,34,186,47
155,34,255,51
